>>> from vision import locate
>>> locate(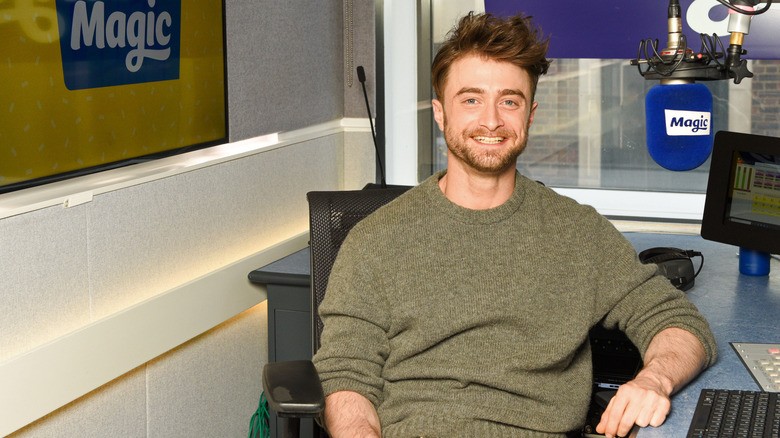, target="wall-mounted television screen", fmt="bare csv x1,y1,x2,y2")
0,0,227,194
